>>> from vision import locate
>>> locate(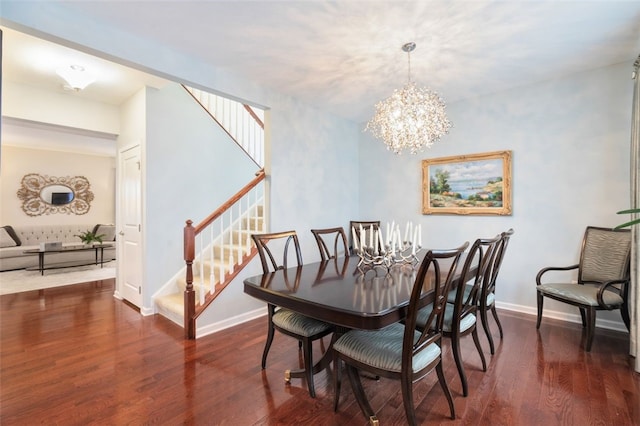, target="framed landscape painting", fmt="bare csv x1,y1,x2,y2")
422,150,512,215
